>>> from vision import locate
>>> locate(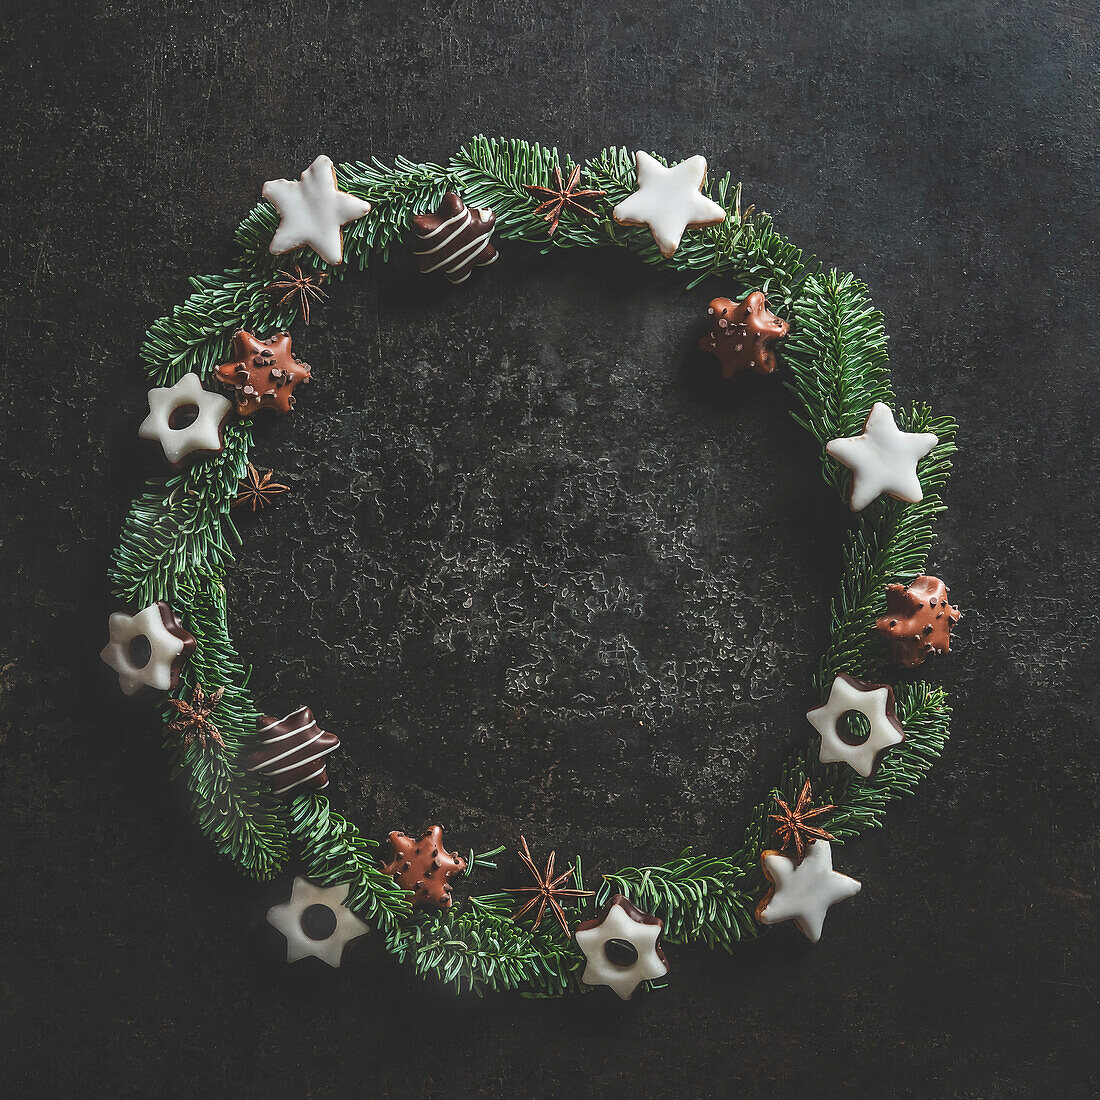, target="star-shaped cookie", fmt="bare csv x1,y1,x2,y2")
266,876,369,967
213,330,311,417
756,840,861,942
100,601,196,696
612,151,726,258
698,291,789,378
825,402,938,511
138,372,232,467
381,826,467,909
262,154,371,266
574,895,668,1000
807,673,905,778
